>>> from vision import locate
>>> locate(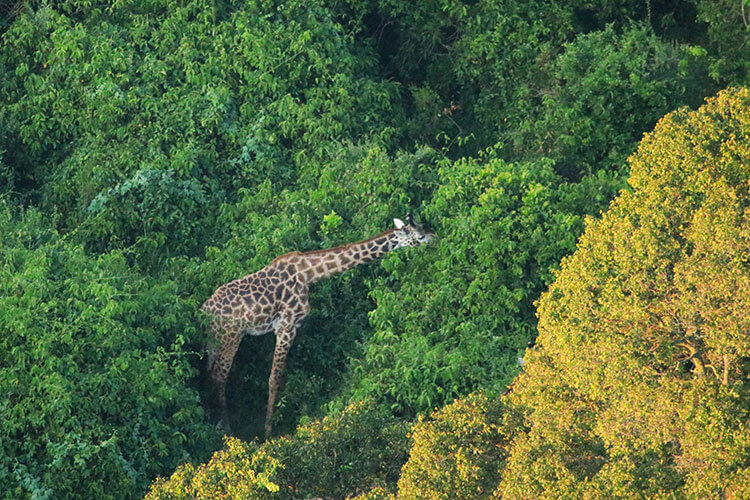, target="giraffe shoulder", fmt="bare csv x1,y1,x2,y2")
270,251,302,265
